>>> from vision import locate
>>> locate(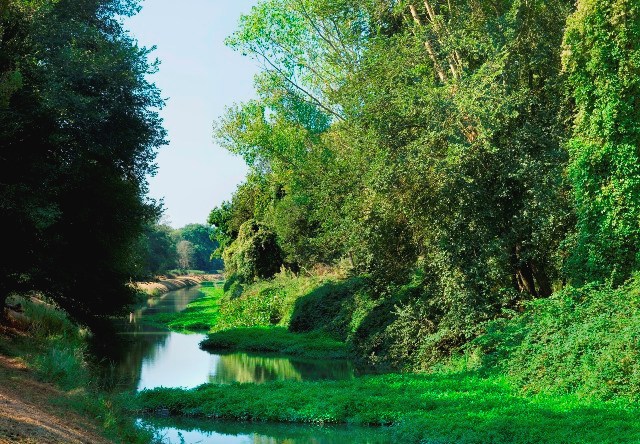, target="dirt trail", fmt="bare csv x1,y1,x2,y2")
0,335,111,444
